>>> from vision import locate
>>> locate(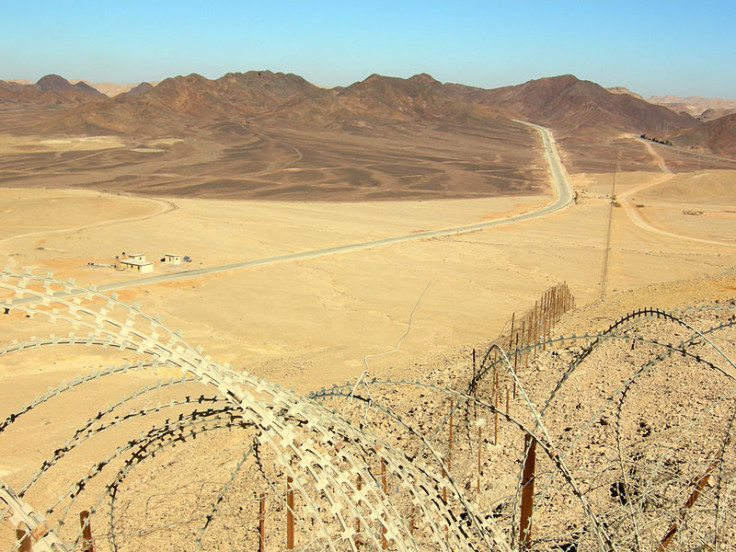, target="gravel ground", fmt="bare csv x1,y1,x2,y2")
1,269,735,551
